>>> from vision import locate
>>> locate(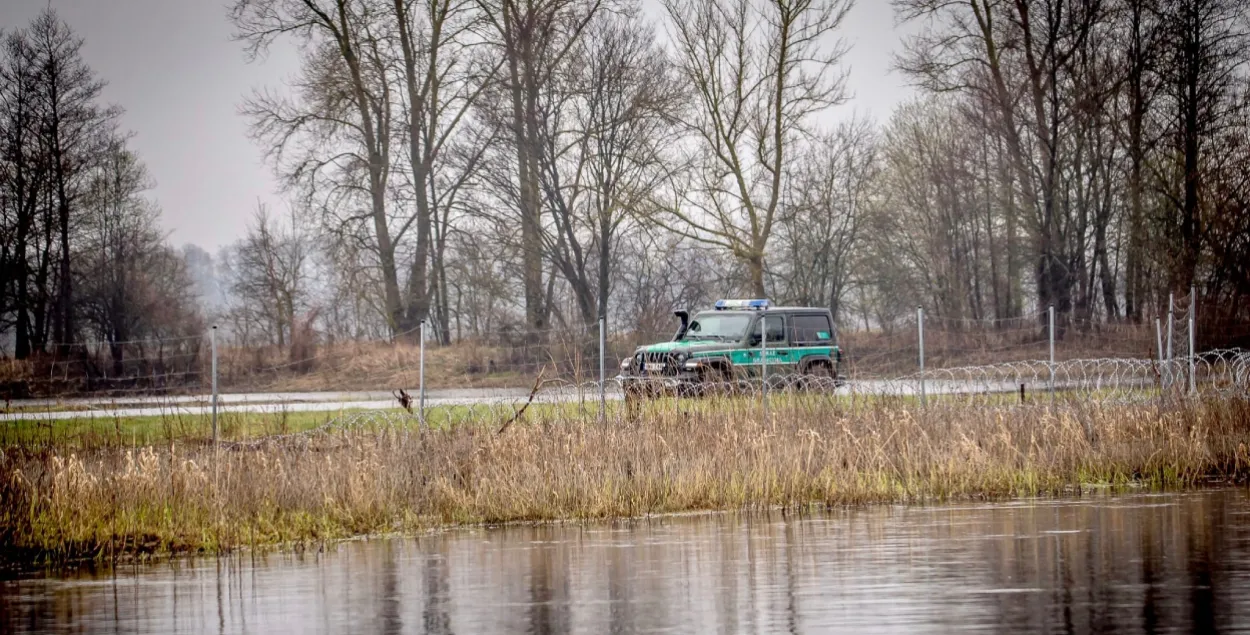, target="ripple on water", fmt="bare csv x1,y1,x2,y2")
2,489,1249,634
